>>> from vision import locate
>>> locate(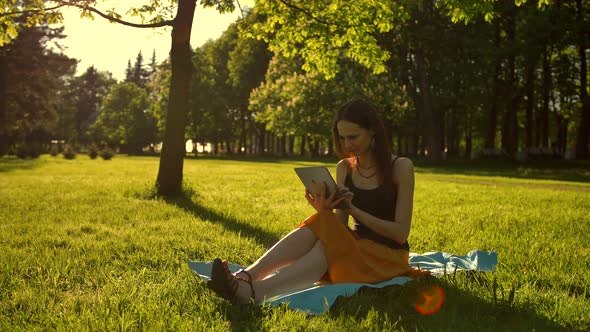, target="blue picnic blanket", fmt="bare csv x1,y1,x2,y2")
188,249,497,315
